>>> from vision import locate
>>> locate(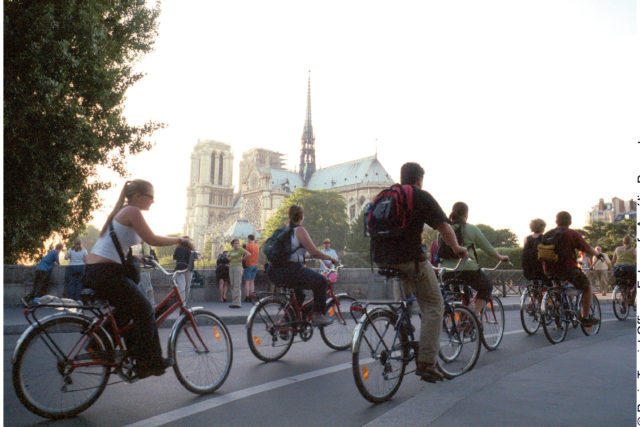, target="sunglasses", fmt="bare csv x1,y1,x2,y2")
141,193,154,202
